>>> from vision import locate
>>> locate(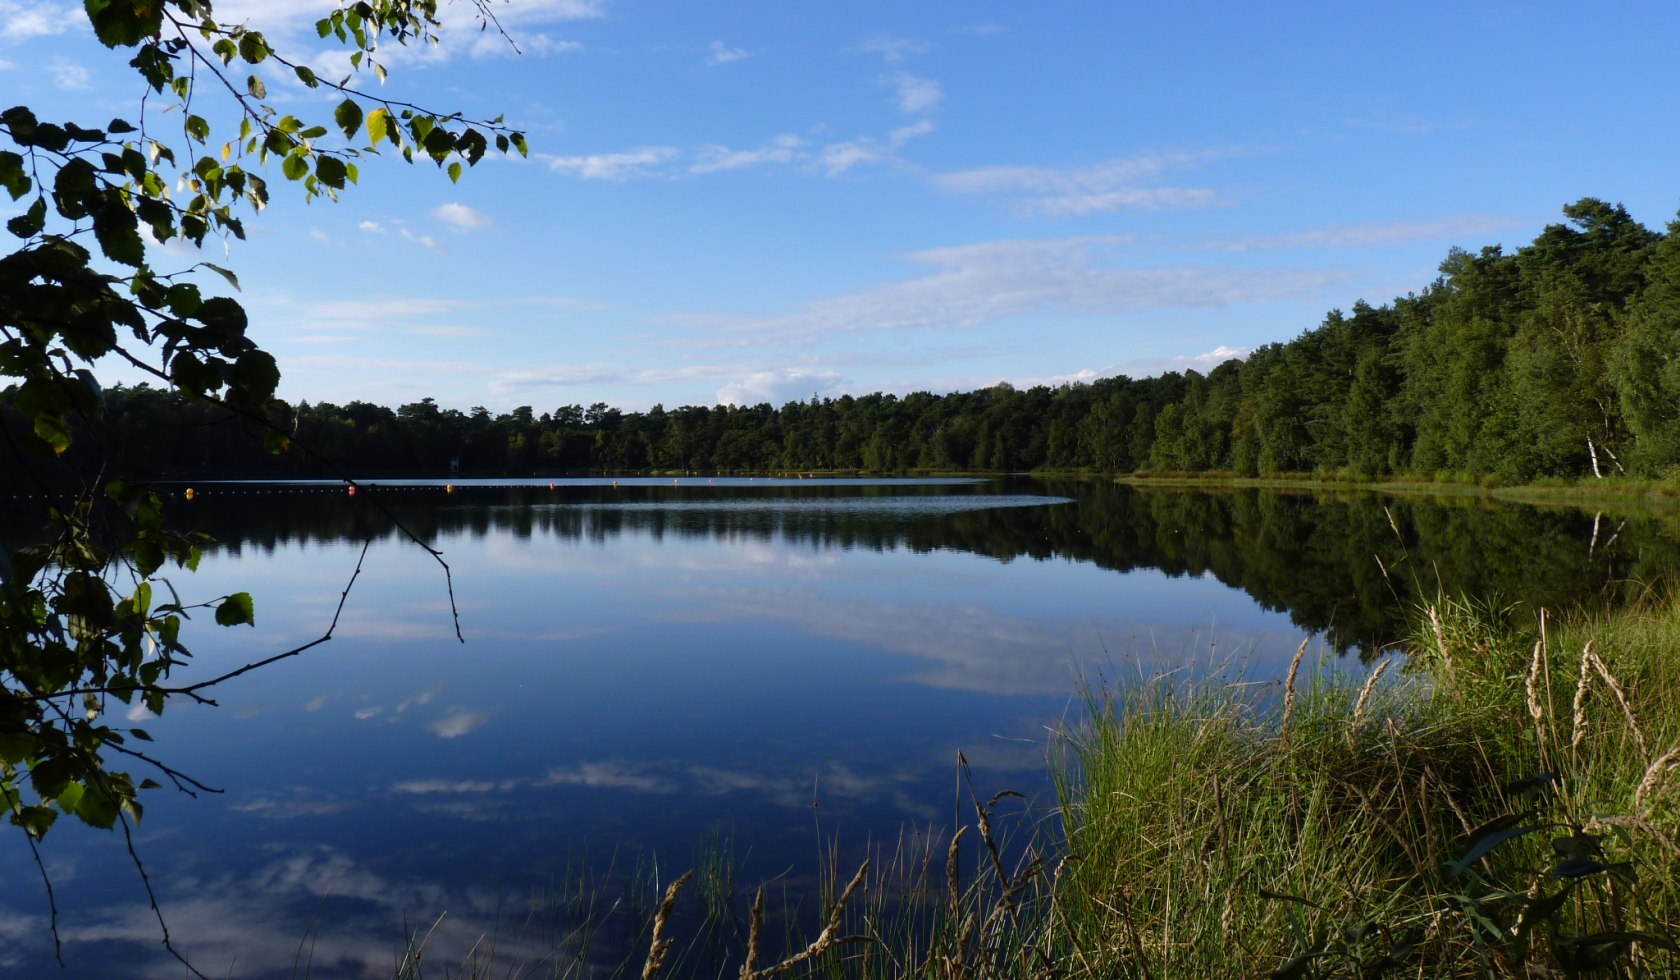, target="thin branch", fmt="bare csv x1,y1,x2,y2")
107,343,465,642
102,741,223,798
177,534,374,693
119,809,208,980
9,796,64,967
